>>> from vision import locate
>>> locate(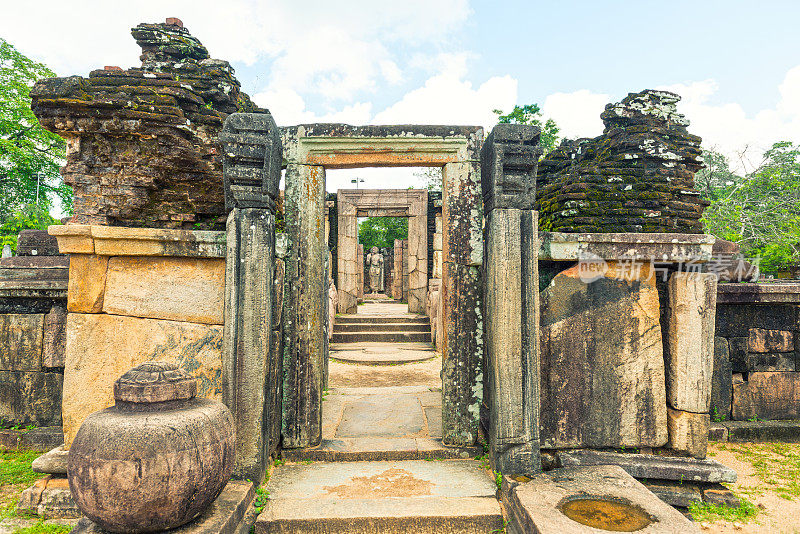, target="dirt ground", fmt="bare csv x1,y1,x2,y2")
701,441,800,534
328,353,441,389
